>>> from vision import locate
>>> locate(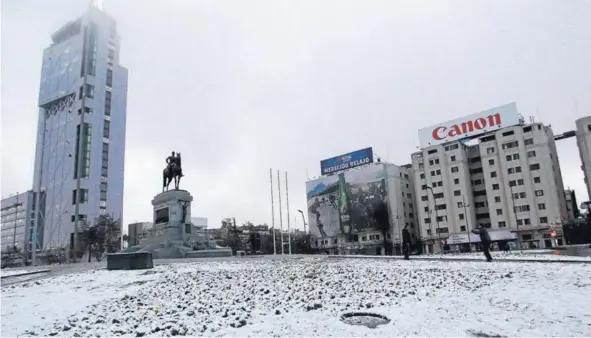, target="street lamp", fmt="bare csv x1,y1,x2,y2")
426,186,442,252
509,184,523,253
460,195,472,252
297,210,307,234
